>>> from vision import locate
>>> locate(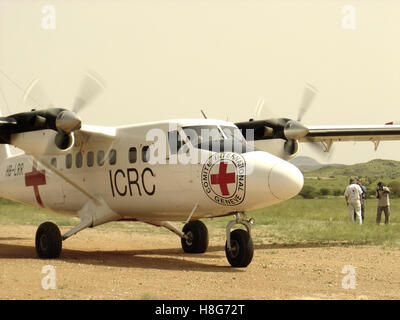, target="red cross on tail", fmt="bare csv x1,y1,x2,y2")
210,161,236,196
25,160,46,208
